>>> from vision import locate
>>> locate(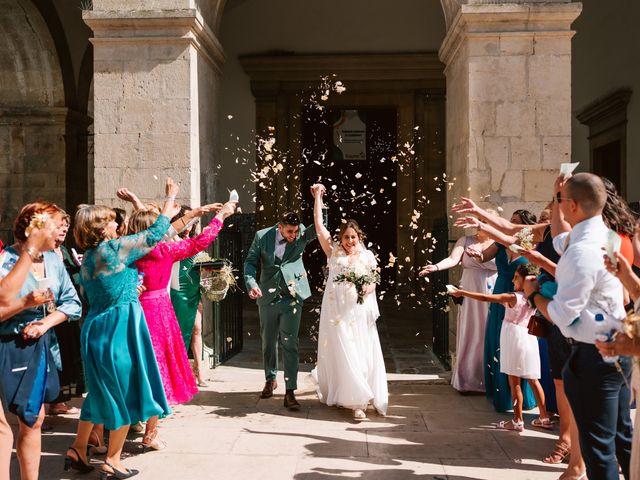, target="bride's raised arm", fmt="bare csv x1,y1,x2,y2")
311,183,333,258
